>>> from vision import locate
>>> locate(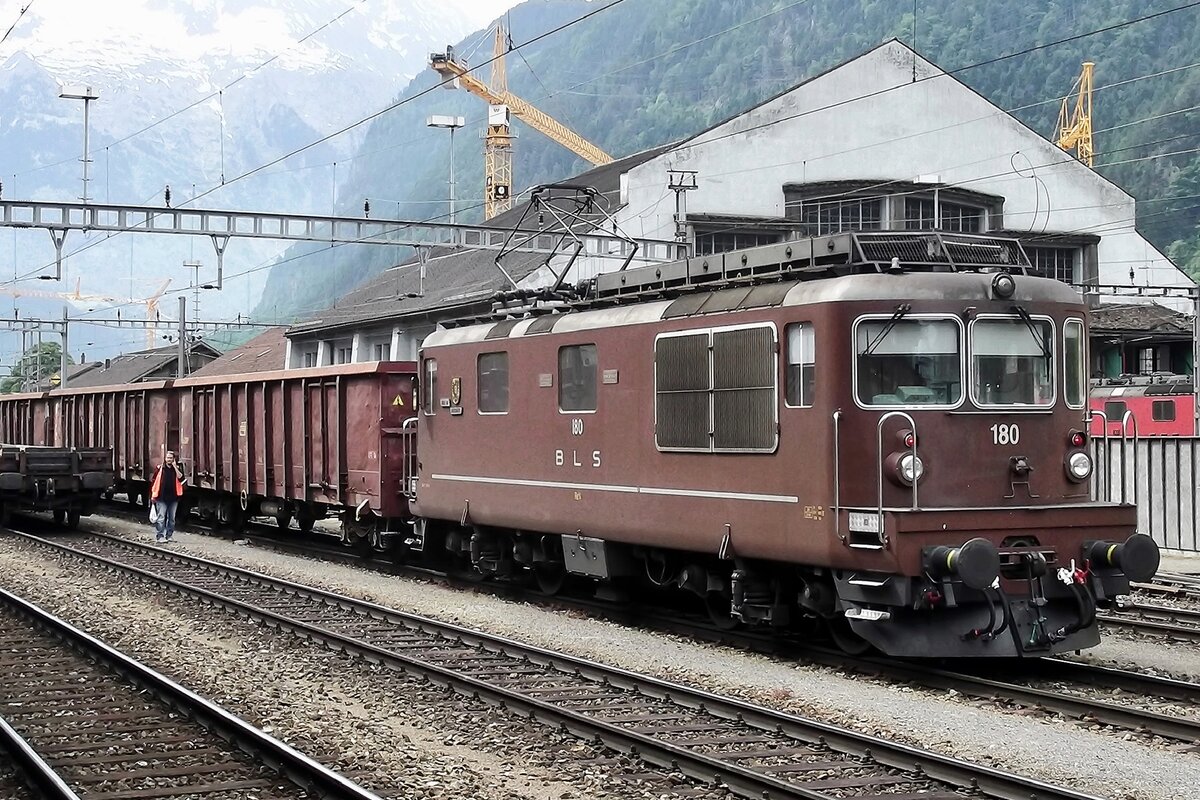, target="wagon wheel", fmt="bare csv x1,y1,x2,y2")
532,562,569,596
826,616,873,655
218,499,245,534
704,590,741,631
66,509,80,530
128,491,143,508
53,509,66,527
0,504,10,528
275,512,292,532
295,506,315,534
